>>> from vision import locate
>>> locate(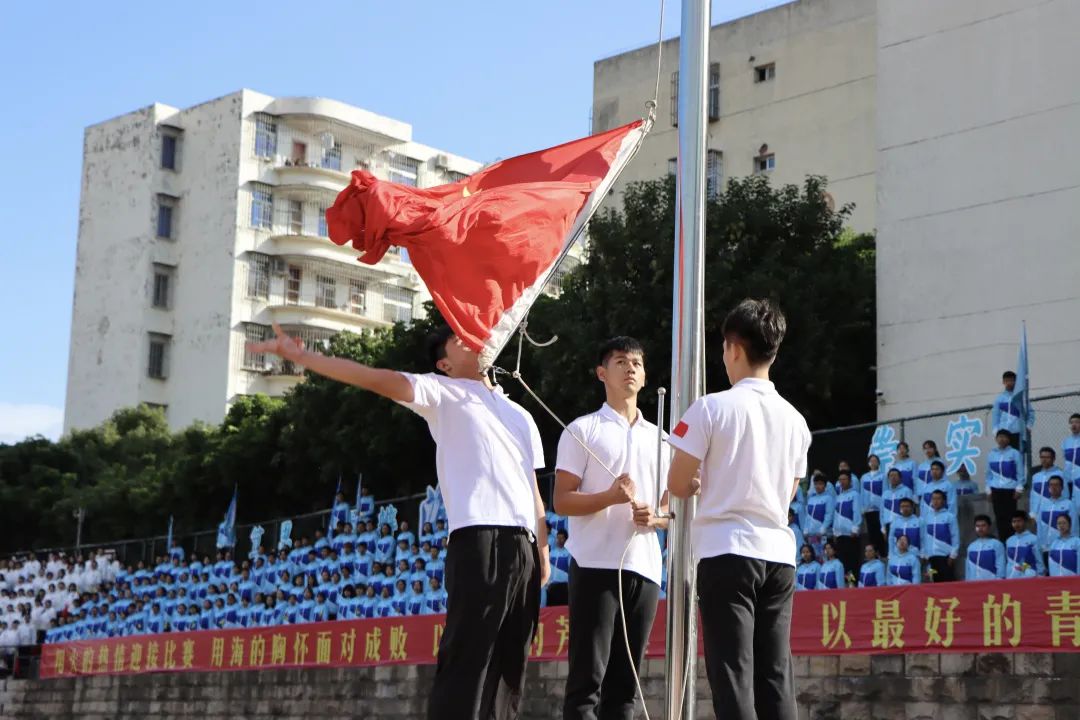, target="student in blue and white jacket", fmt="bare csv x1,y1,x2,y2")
1035,475,1077,556
861,454,887,556
832,471,862,578
882,469,915,534
921,490,959,582
817,541,847,590
891,442,917,493
1030,447,1069,521
858,545,886,588
965,515,1005,581
987,429,1026,543
916,441,946,498
795,545,820,591
951,466,980,496
920,461,957,516
1048,514,1080,576
1005,511,1044,578
992,370,1033,444
886,497,922,558
1064,414,1080,508
789,509,804,565
886,535,921,585
803,475,835,559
